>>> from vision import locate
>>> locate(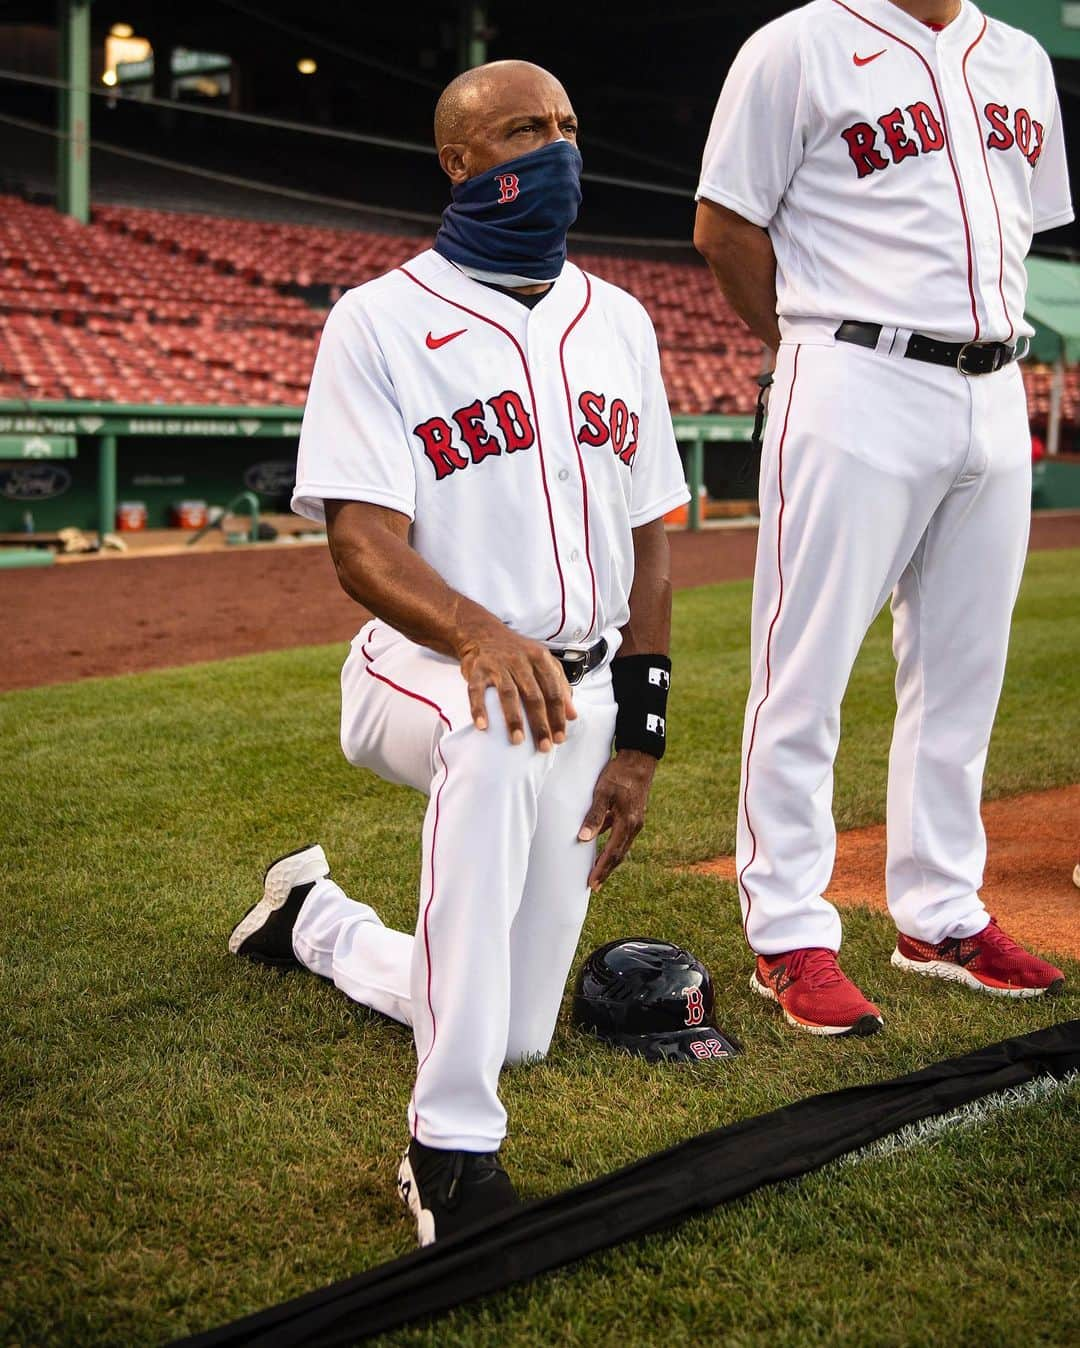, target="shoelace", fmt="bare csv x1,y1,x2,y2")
975,917,1019,954
438,1151,501,1209
440,1152,467,1209
786,947,846,990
